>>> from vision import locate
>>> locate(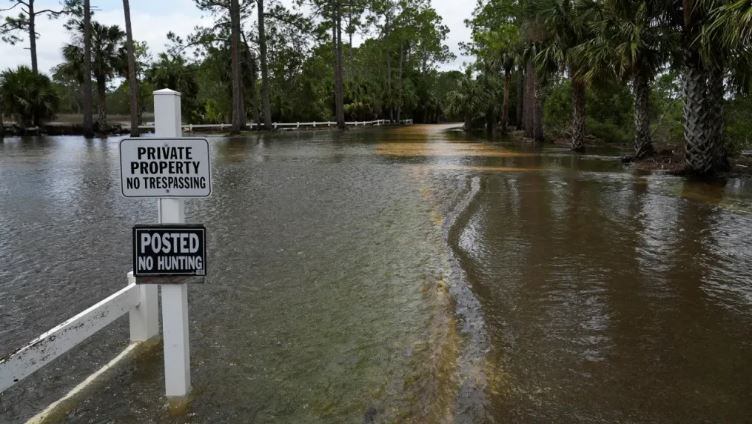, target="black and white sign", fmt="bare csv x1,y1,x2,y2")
120,138,212,198
133,225,207,278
